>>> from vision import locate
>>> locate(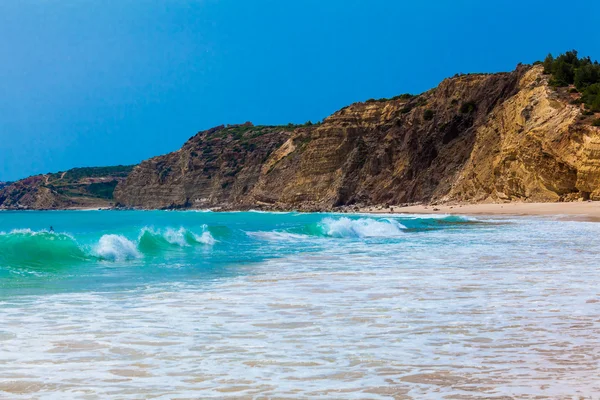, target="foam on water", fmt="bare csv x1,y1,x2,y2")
192,229,216,245
246,230,312,241
139,226,216,250
319,217,406,238
1,211,600,398
93,234,141,261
